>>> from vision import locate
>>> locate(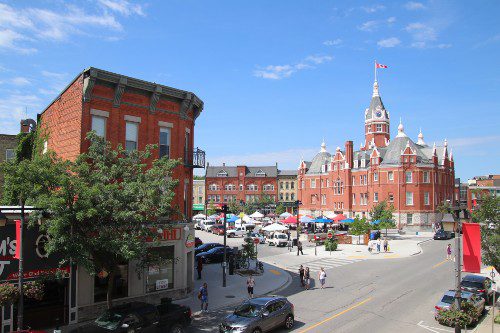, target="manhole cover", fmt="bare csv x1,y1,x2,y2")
226,295,236,298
